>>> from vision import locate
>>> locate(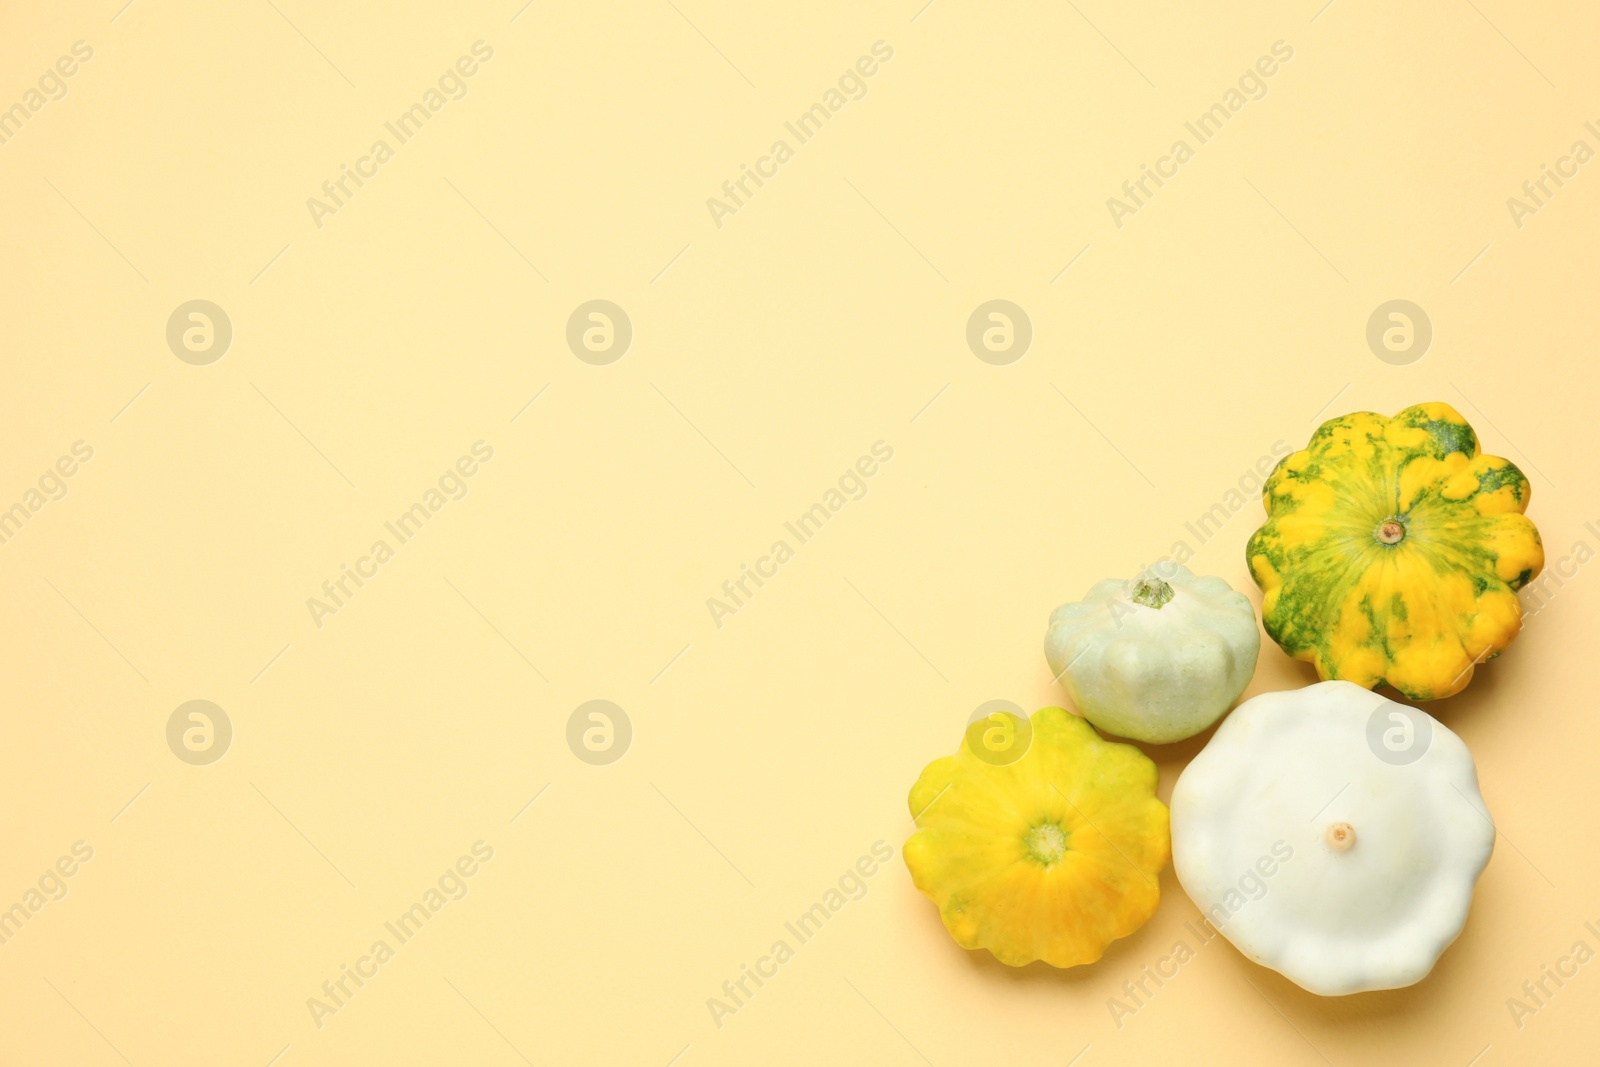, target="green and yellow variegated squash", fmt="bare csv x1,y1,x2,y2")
1246,402,1543,701
903,707,1168,968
